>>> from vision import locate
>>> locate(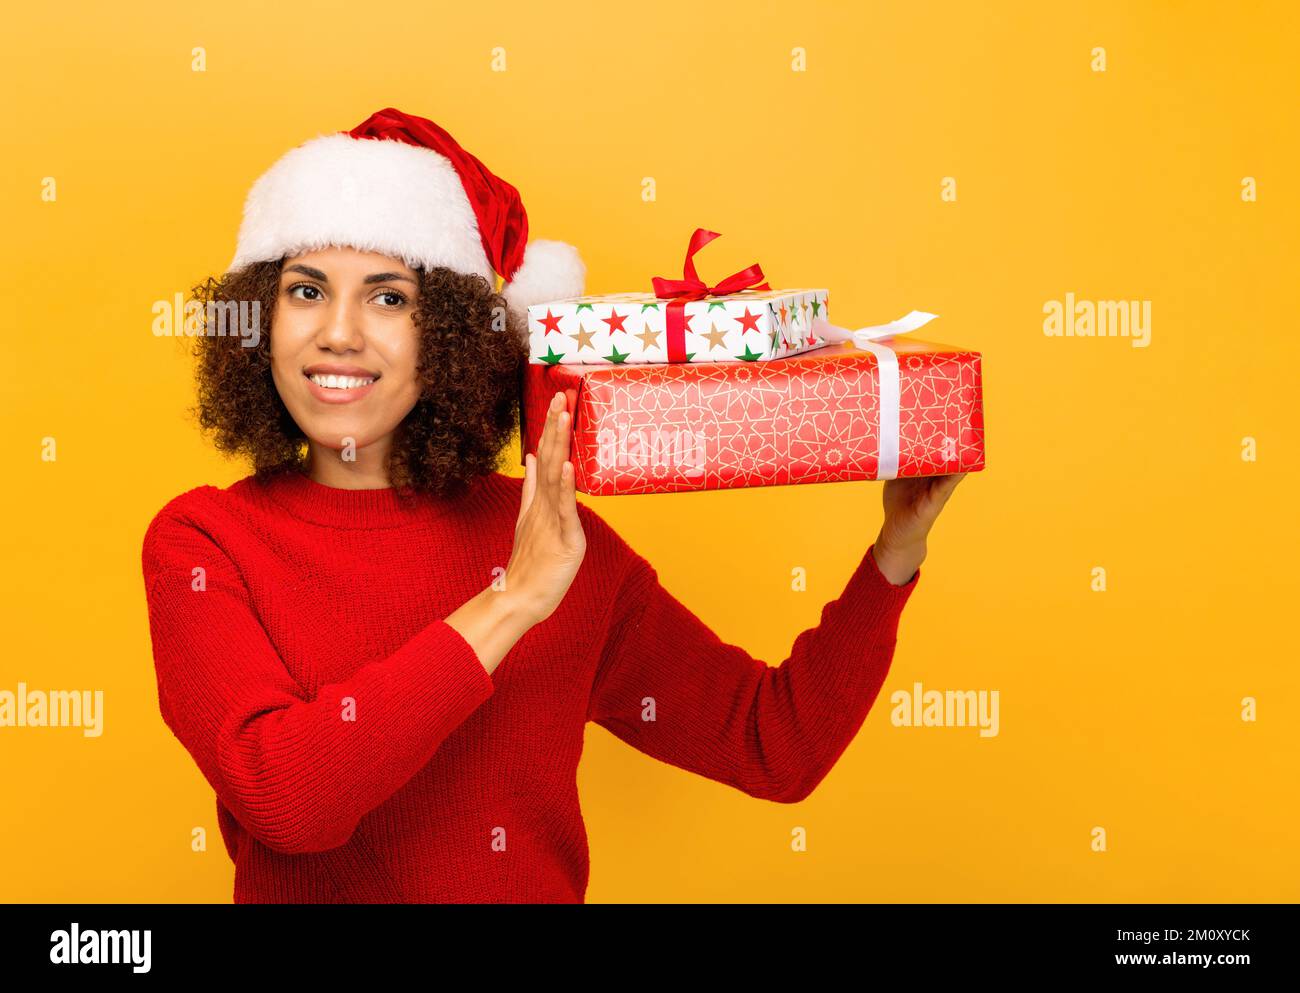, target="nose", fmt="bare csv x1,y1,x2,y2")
314,295,365,353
